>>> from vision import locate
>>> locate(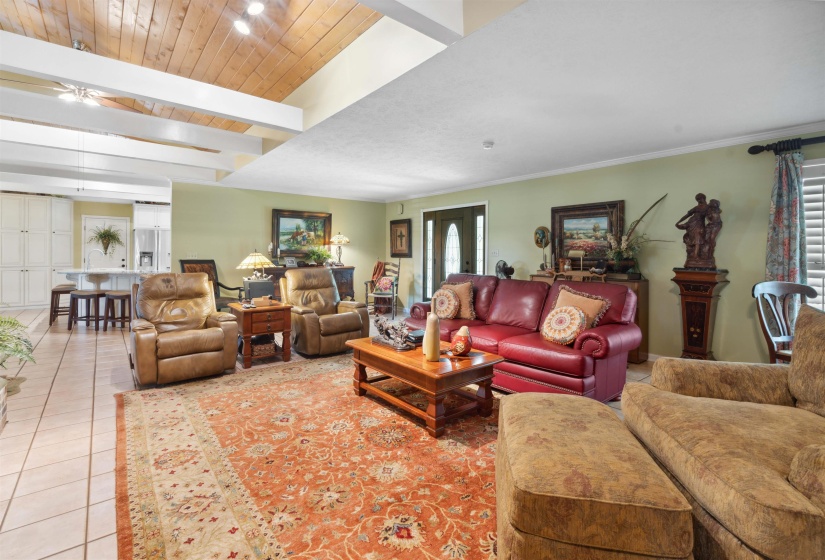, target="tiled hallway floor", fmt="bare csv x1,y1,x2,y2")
0,307,651,559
